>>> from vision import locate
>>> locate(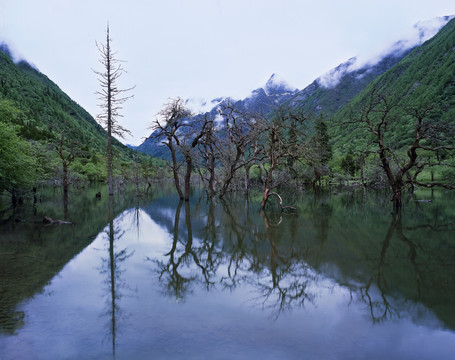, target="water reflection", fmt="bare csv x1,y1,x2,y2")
151,200,218,301
347,207,455,326
0,186,138,335
150,196,318,316
98,195,135,358
1,186,455,359
143,189,455,328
